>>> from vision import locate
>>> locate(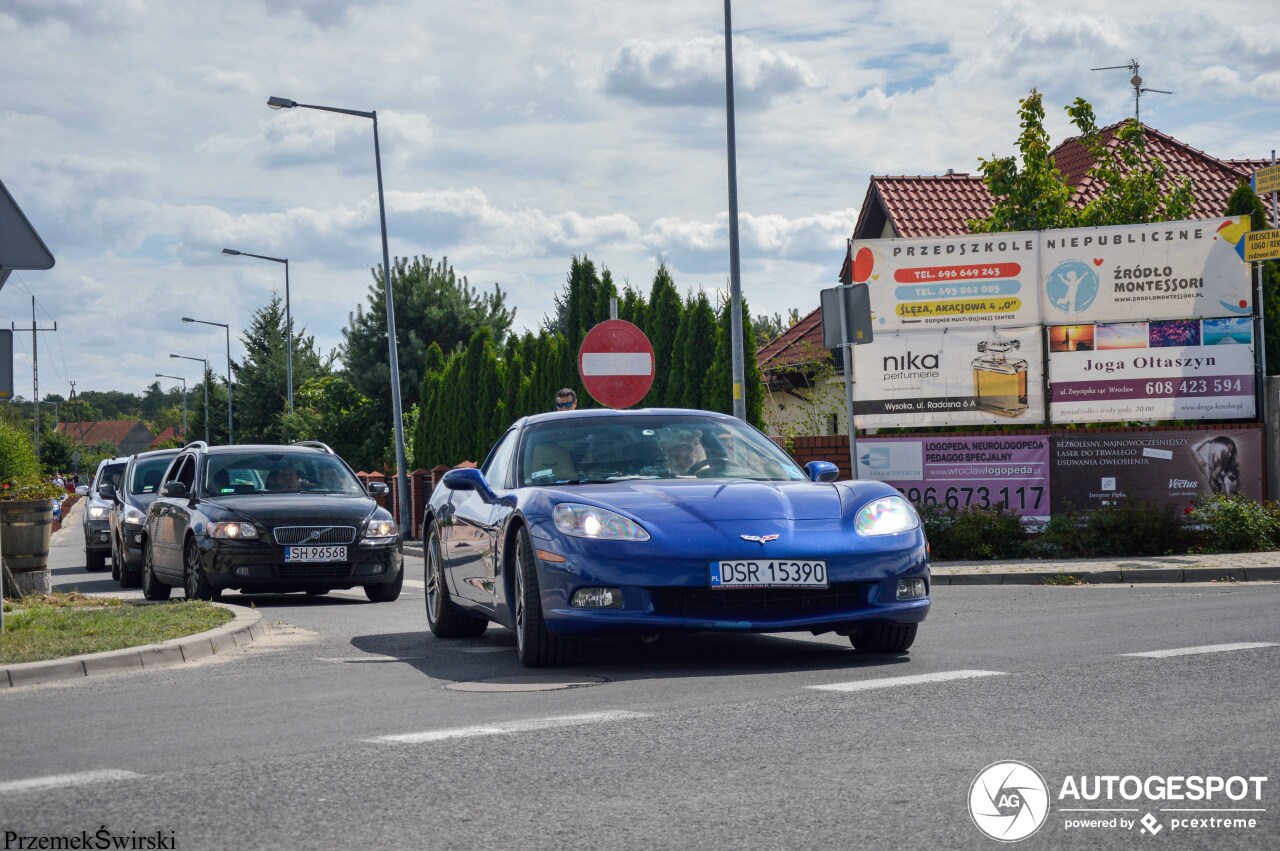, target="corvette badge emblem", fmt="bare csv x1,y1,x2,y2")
740,534,780,544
